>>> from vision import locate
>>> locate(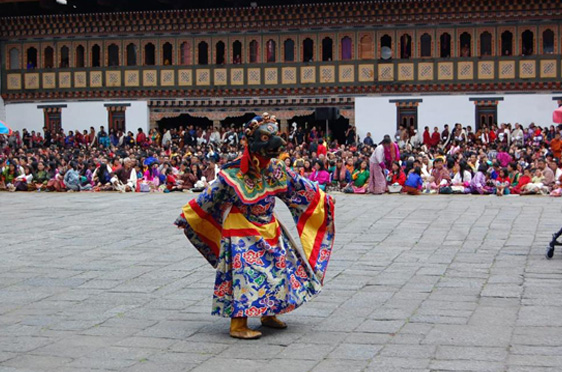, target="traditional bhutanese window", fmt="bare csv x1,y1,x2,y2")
440,33,451,58
215,41,225,65
91,44,101,67
60,46,69,68
162,42,173,65
400,34,411,59
266,39,276,63
108,44,119,67
522,30,534,56
322,37,333,61
144,43,156,65
501,31,513,56
420,33,431,57
284,39,295,62
543,29,555,54
232,40,242,64
180,42,191,65
480,32,492,57
460,32,471,57
26,47,37,69
126,43,137,66
303,38,314,62
341,36,352,60
249,40,259,63
359,35,374,59
75,45,85,68
44,46,54,68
